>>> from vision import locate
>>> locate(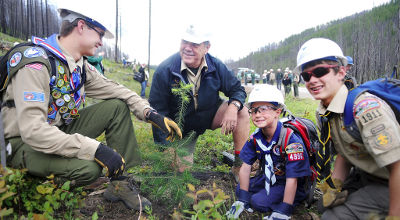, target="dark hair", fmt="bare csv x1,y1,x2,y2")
59,19,80,37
